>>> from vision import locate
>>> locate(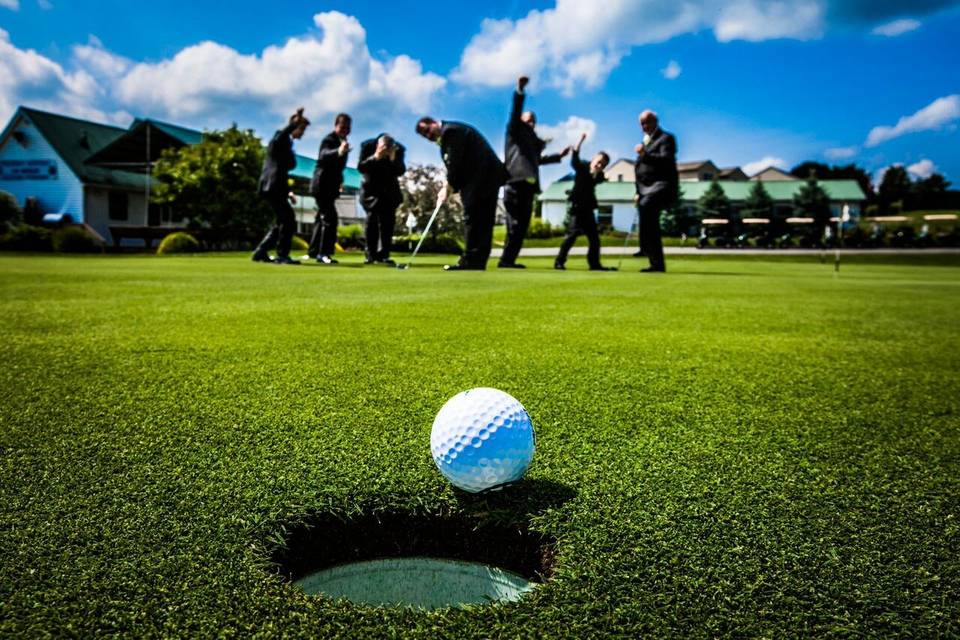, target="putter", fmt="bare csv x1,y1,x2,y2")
617,209,640,271
397,200,444,270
